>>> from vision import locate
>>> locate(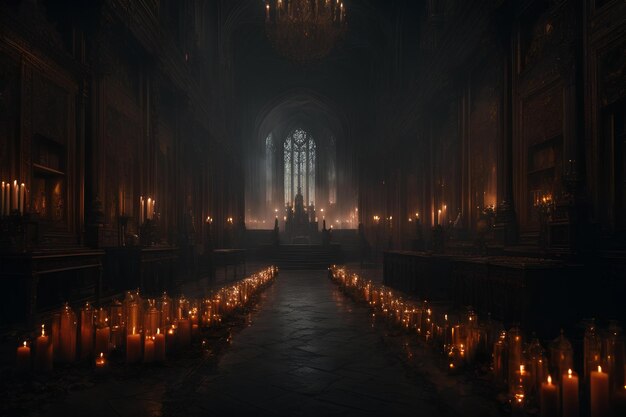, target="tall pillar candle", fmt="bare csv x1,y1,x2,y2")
154,328,165,361
1,182,5,216
590,366,609,417
540,375,559,417
562,369,579,417
126,327,141,363
12,180,17,211
140,197,144,224
80,303,94,359
19,183,25,214
178,318,191,347
59,304,77,362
